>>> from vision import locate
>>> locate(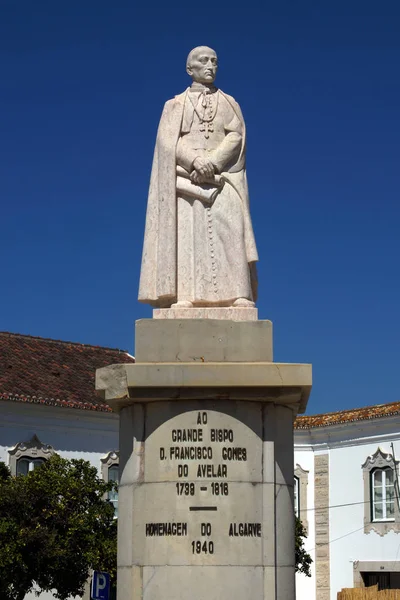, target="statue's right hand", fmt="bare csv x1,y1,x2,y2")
193,157,215,180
